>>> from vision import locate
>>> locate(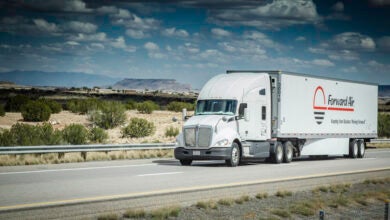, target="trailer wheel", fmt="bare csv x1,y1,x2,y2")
349,140,358,158
226,142,240,167
180,159,192,166
283,141,293,163
272,142,283,164
357,140,365,158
